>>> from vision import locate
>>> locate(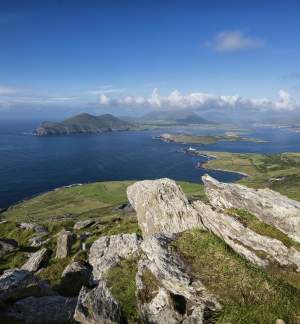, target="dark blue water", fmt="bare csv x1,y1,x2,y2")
1,121,300,209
